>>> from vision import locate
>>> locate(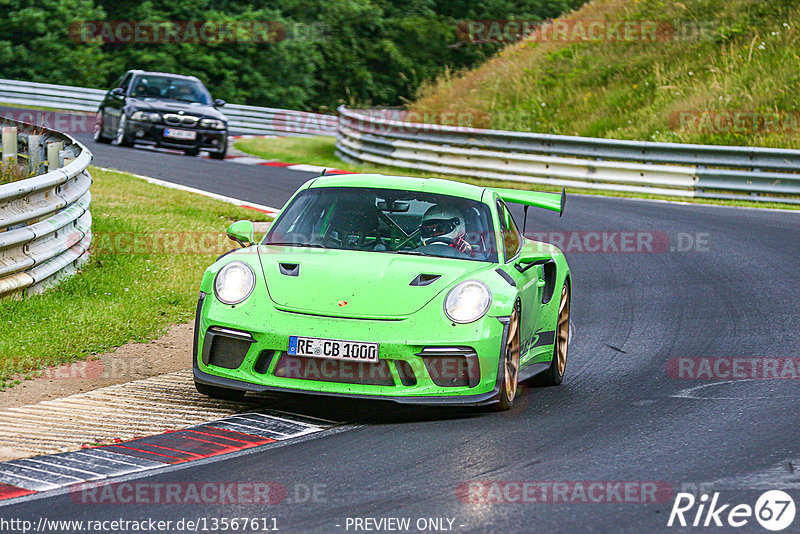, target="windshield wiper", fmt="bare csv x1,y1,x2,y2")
392,249,425,256
160,96,203,104
265,242,327,249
